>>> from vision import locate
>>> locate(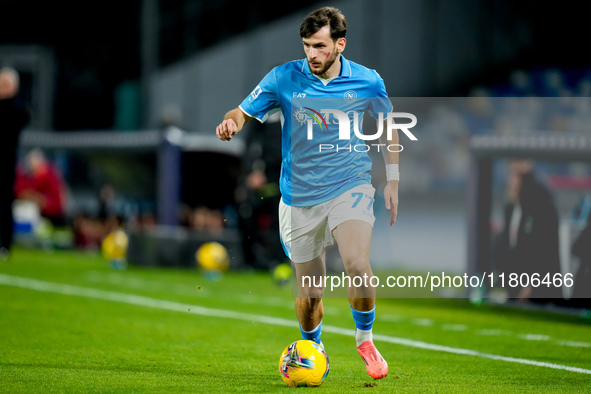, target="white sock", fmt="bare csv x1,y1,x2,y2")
355,327,373,347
